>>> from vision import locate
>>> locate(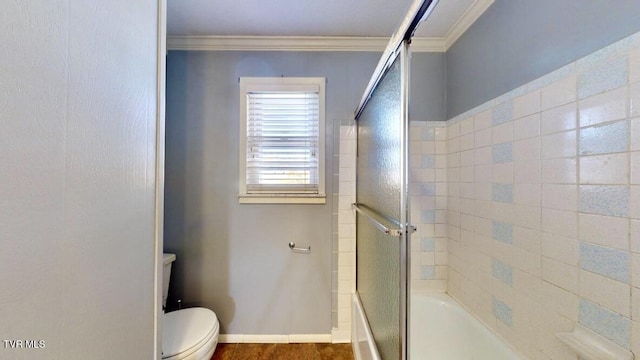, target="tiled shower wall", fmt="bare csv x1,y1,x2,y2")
334,123,356,342
338,30,640,358
409,122,448,293
335,120,449,339
446,32,640,359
